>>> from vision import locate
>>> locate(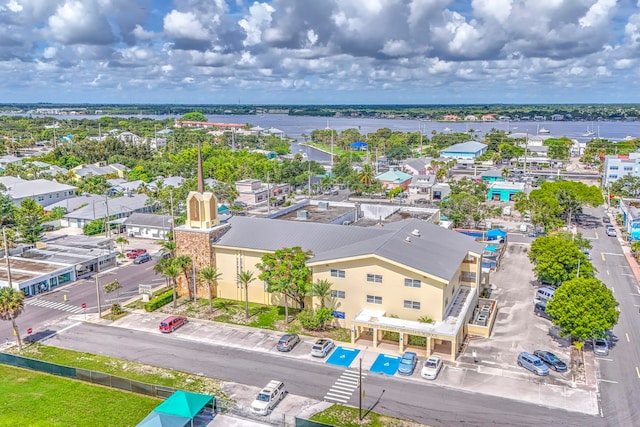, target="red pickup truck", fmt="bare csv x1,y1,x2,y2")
126,249,147,259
